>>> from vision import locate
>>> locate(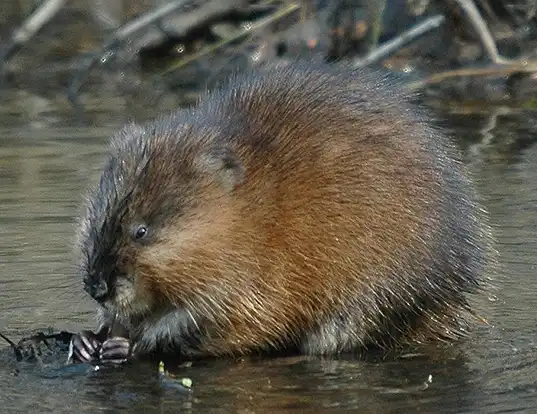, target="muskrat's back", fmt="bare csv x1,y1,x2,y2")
77,62,494,359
